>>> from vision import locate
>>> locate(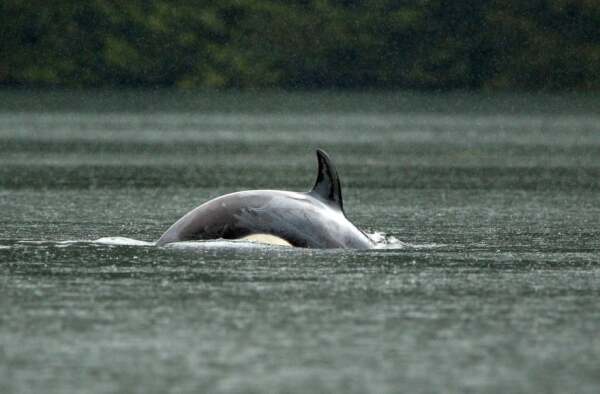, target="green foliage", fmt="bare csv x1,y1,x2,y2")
1,0,598,89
